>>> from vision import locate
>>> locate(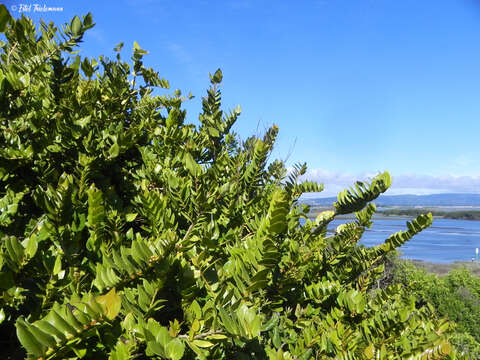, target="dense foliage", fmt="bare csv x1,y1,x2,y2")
0,7,458,359
390,258,480,358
